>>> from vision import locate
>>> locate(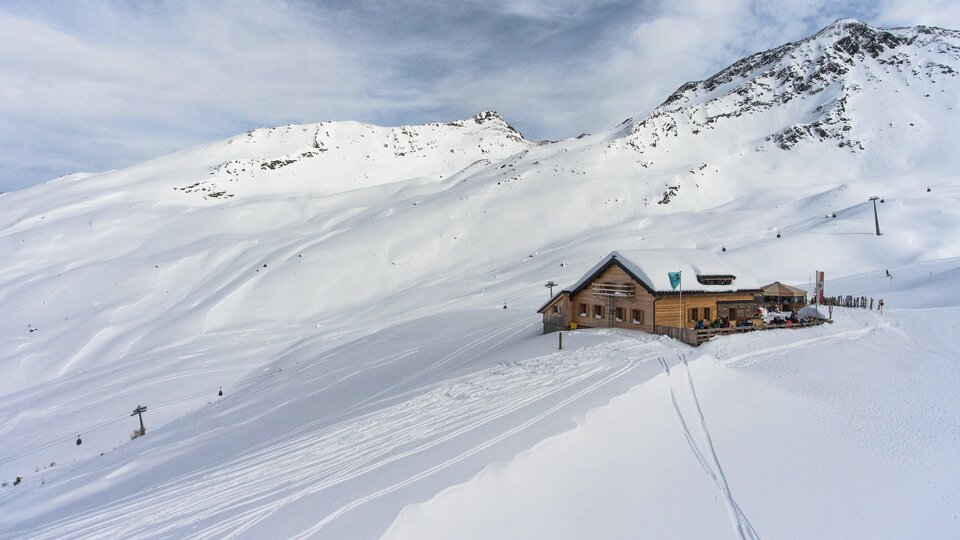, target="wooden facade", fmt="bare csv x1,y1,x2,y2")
539,254,760,335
